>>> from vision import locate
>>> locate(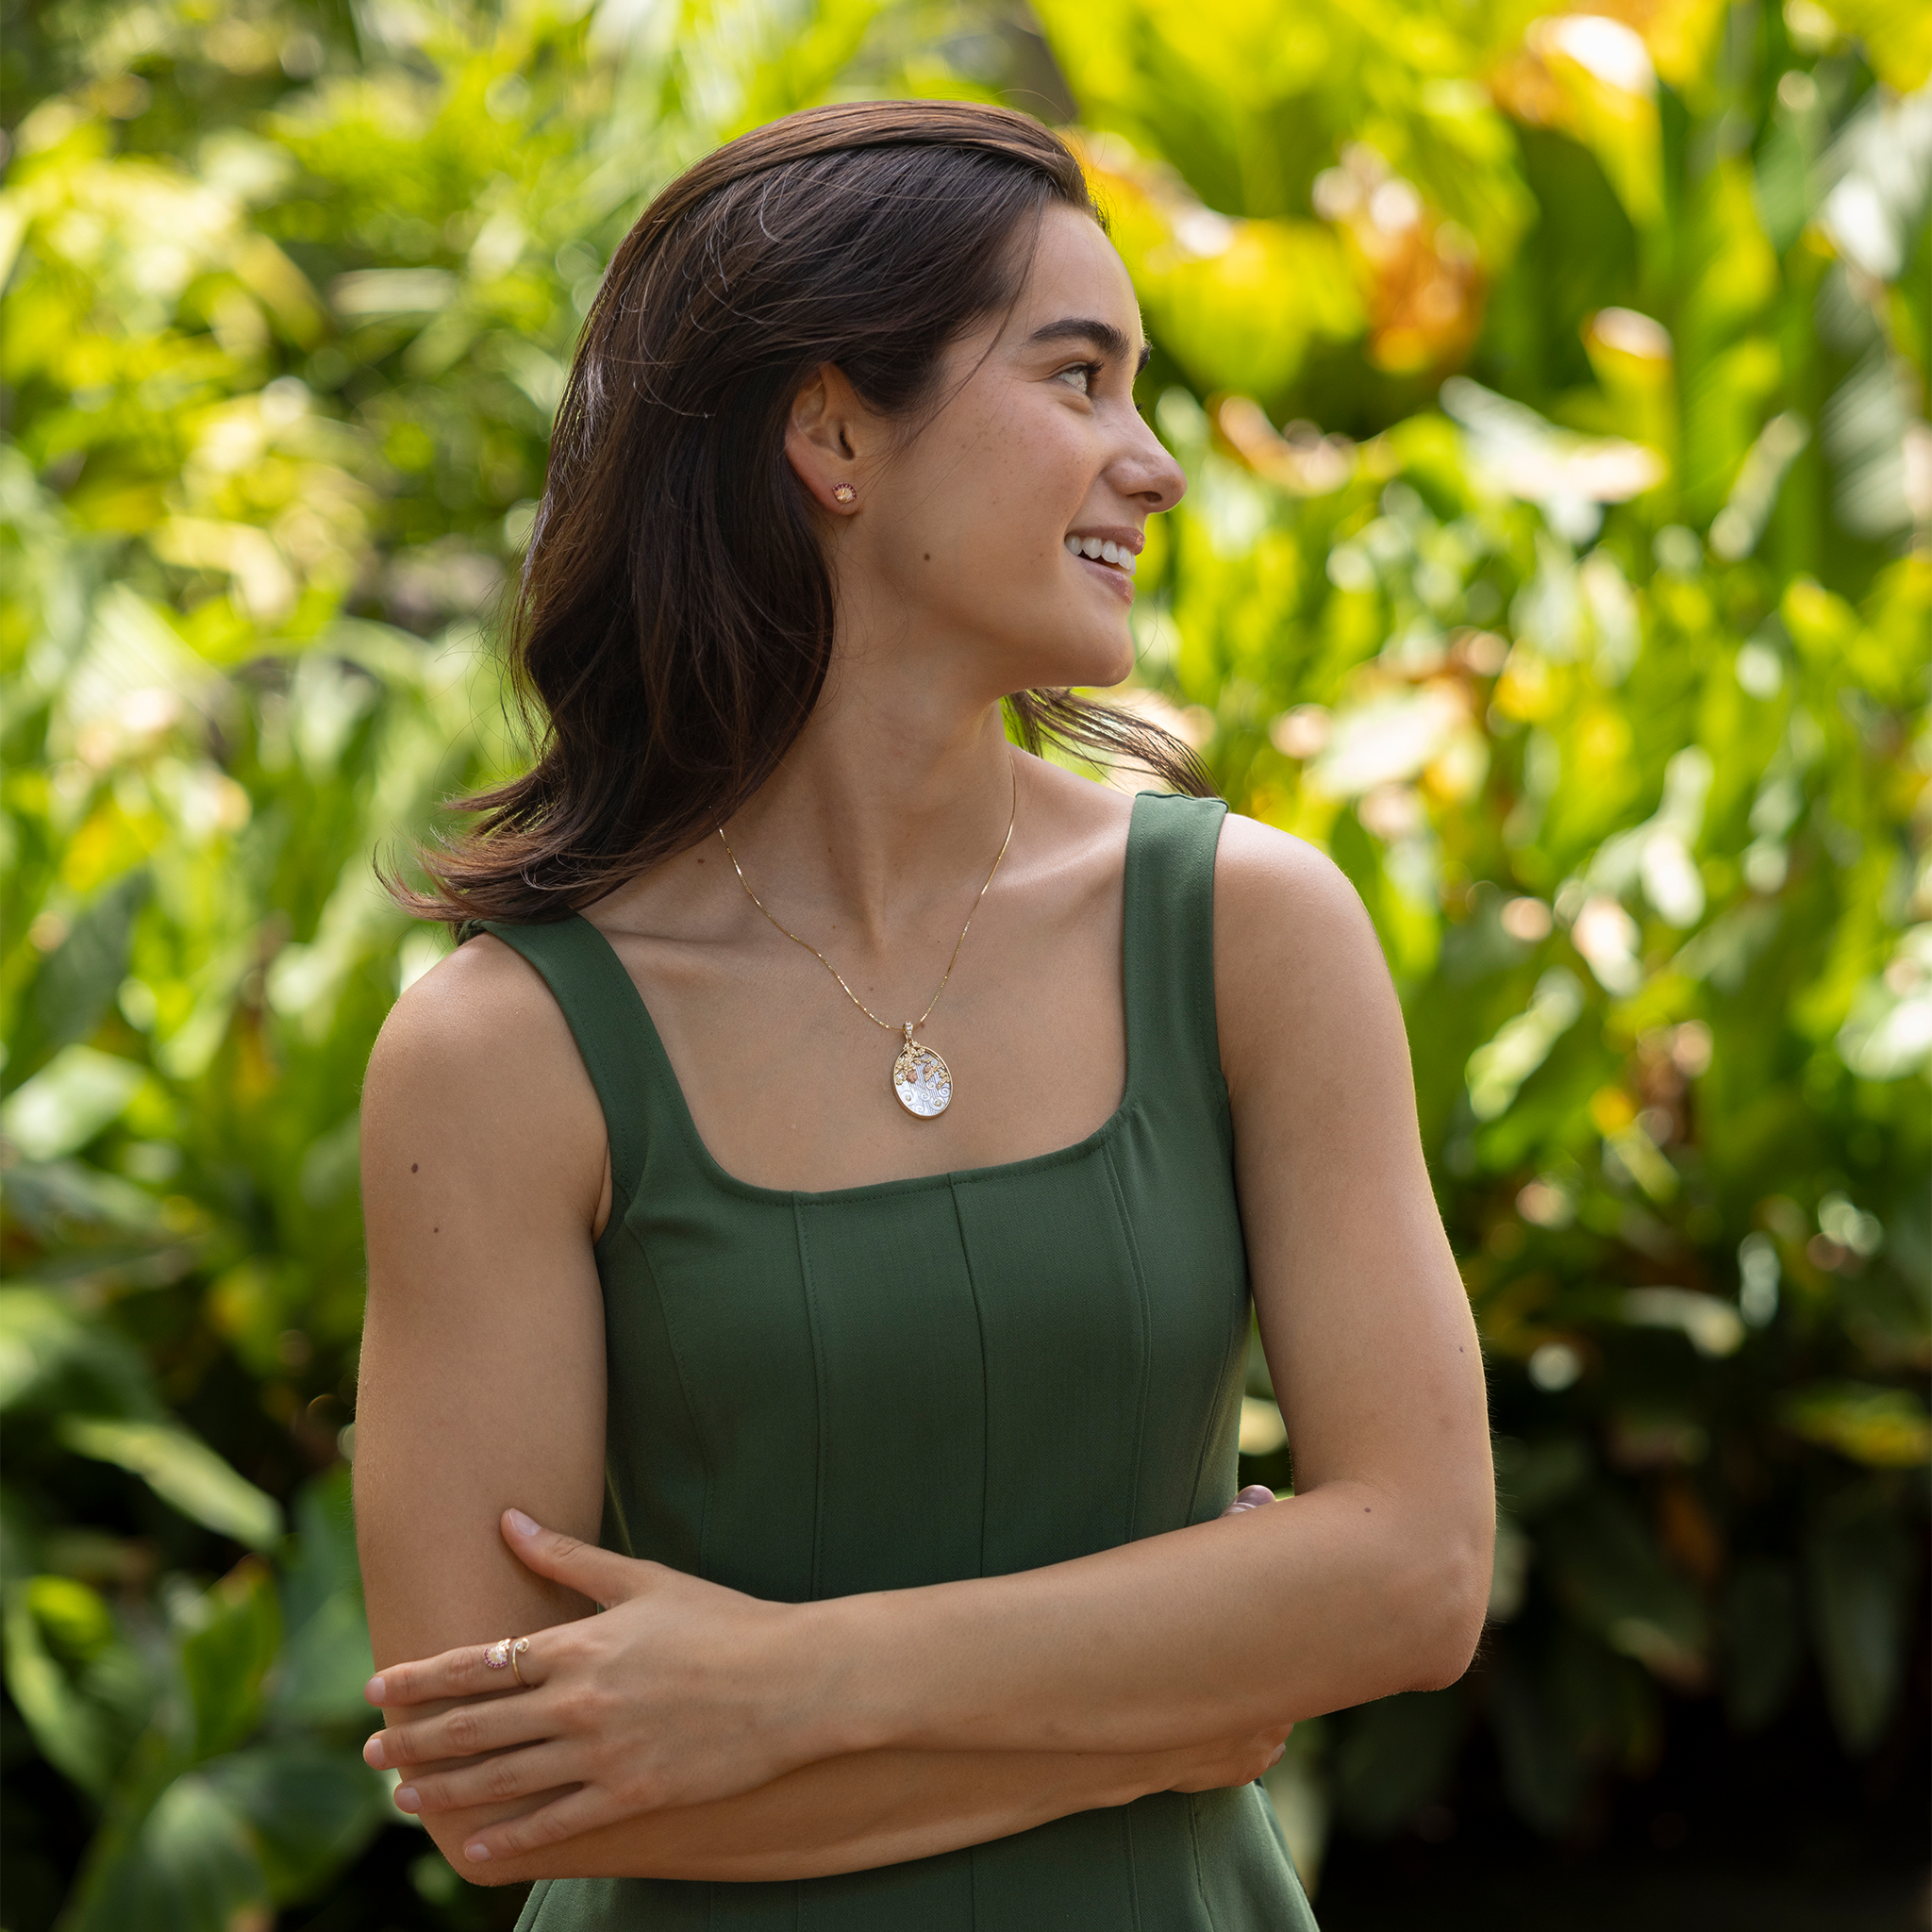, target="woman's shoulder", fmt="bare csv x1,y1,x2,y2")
1210,812,1401,1067
363,930,596,1127
1213,811,1366,933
